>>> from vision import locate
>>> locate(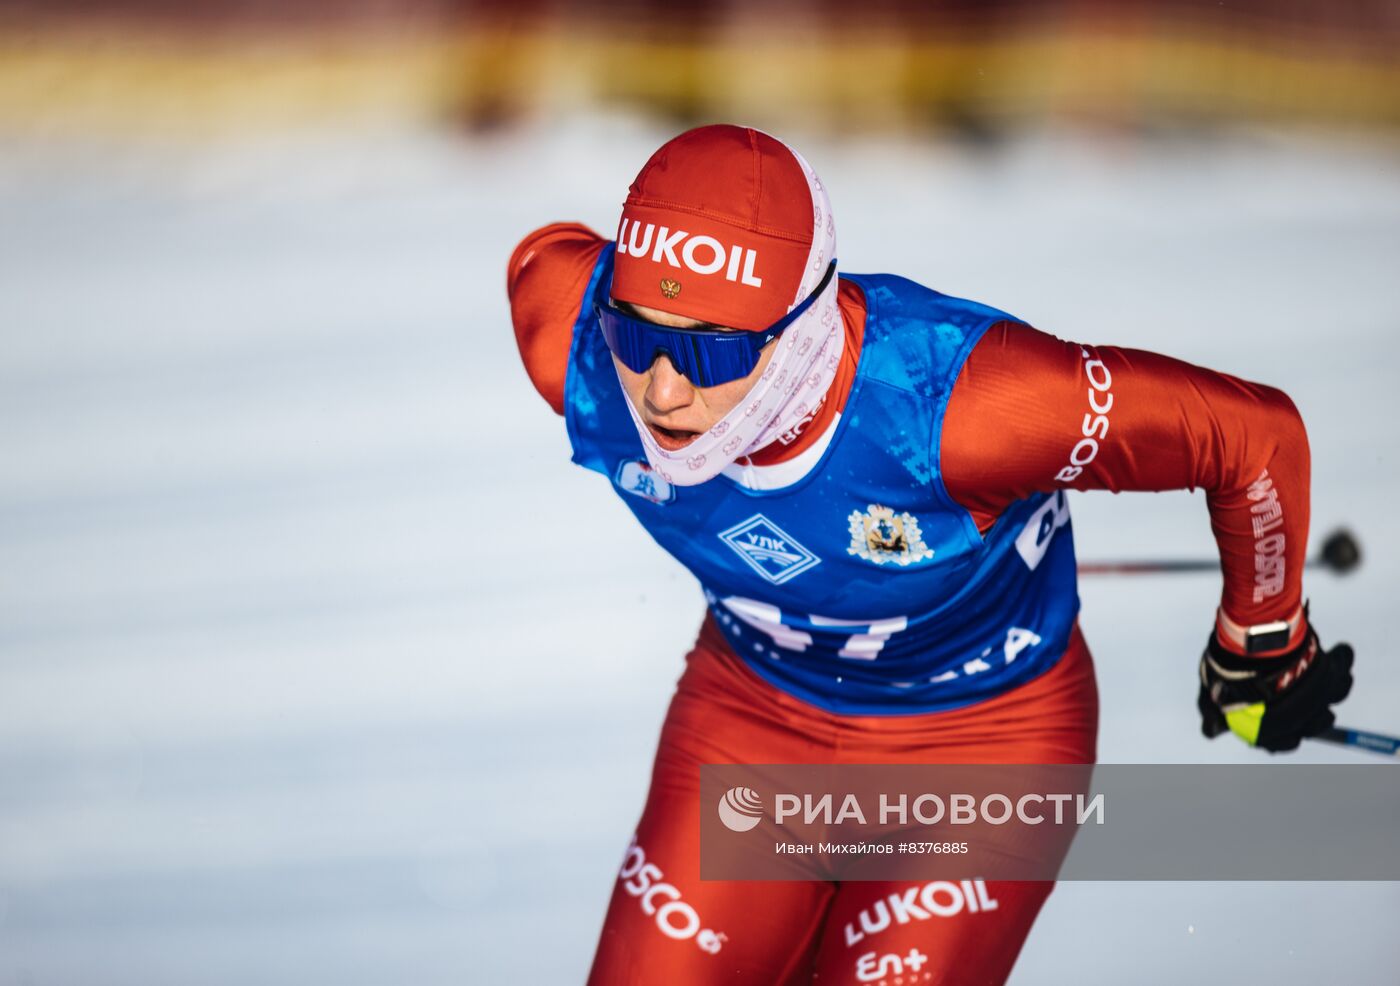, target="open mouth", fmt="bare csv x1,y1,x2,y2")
647,421,700,451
